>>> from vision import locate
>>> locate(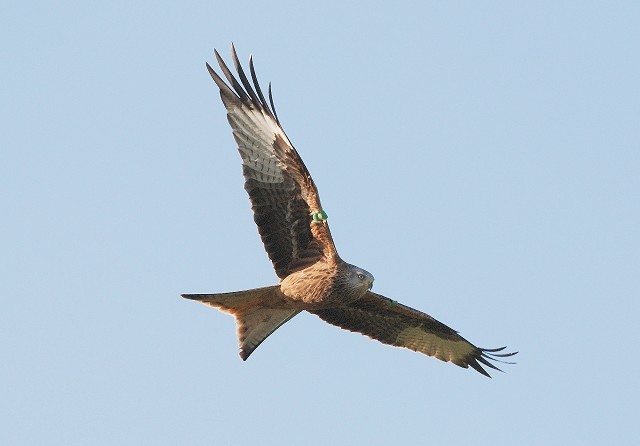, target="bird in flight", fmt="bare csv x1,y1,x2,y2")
183,45,516,377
